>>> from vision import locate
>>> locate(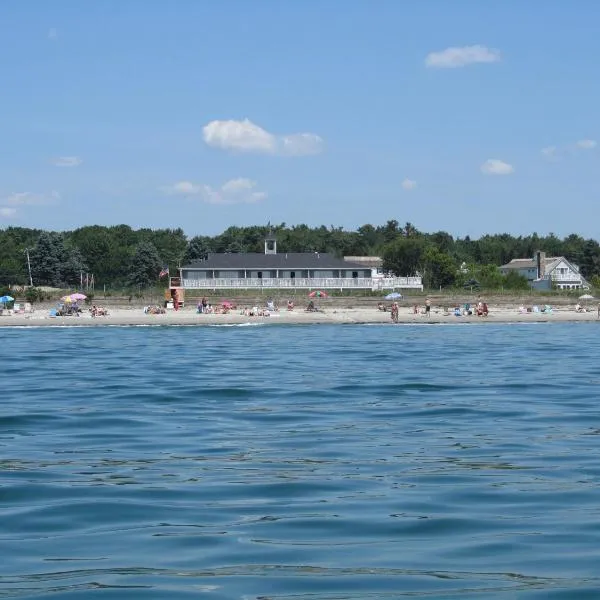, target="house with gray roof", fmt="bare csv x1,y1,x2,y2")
500,251,590,290
171,231,423,291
